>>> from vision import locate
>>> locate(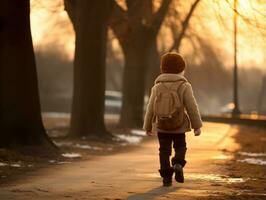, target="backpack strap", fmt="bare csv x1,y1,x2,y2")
157,80,186,99
176,81,186,105
176,81,186,93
